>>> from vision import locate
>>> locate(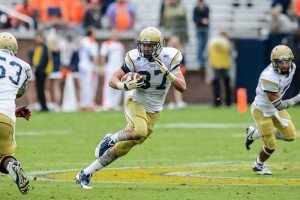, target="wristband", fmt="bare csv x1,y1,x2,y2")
166,73,176,82
117,82,128,91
